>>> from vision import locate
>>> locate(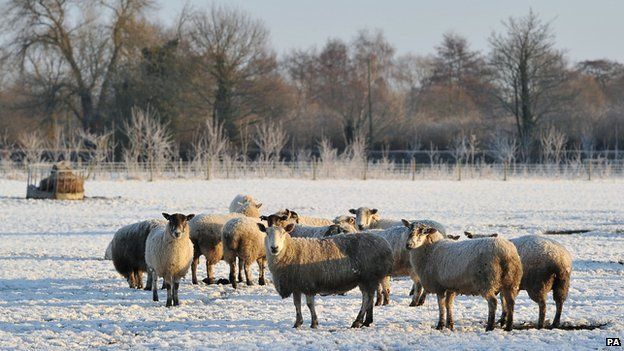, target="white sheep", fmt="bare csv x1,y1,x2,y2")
407,223,523,331
189,213,245,285
464,232,572,329
229,194,262,217
349,207,447,234
221,216,268,289
259,223,394,328
262,213,358,238
145,213,195,307
271,209,333,226
110,219,165,289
